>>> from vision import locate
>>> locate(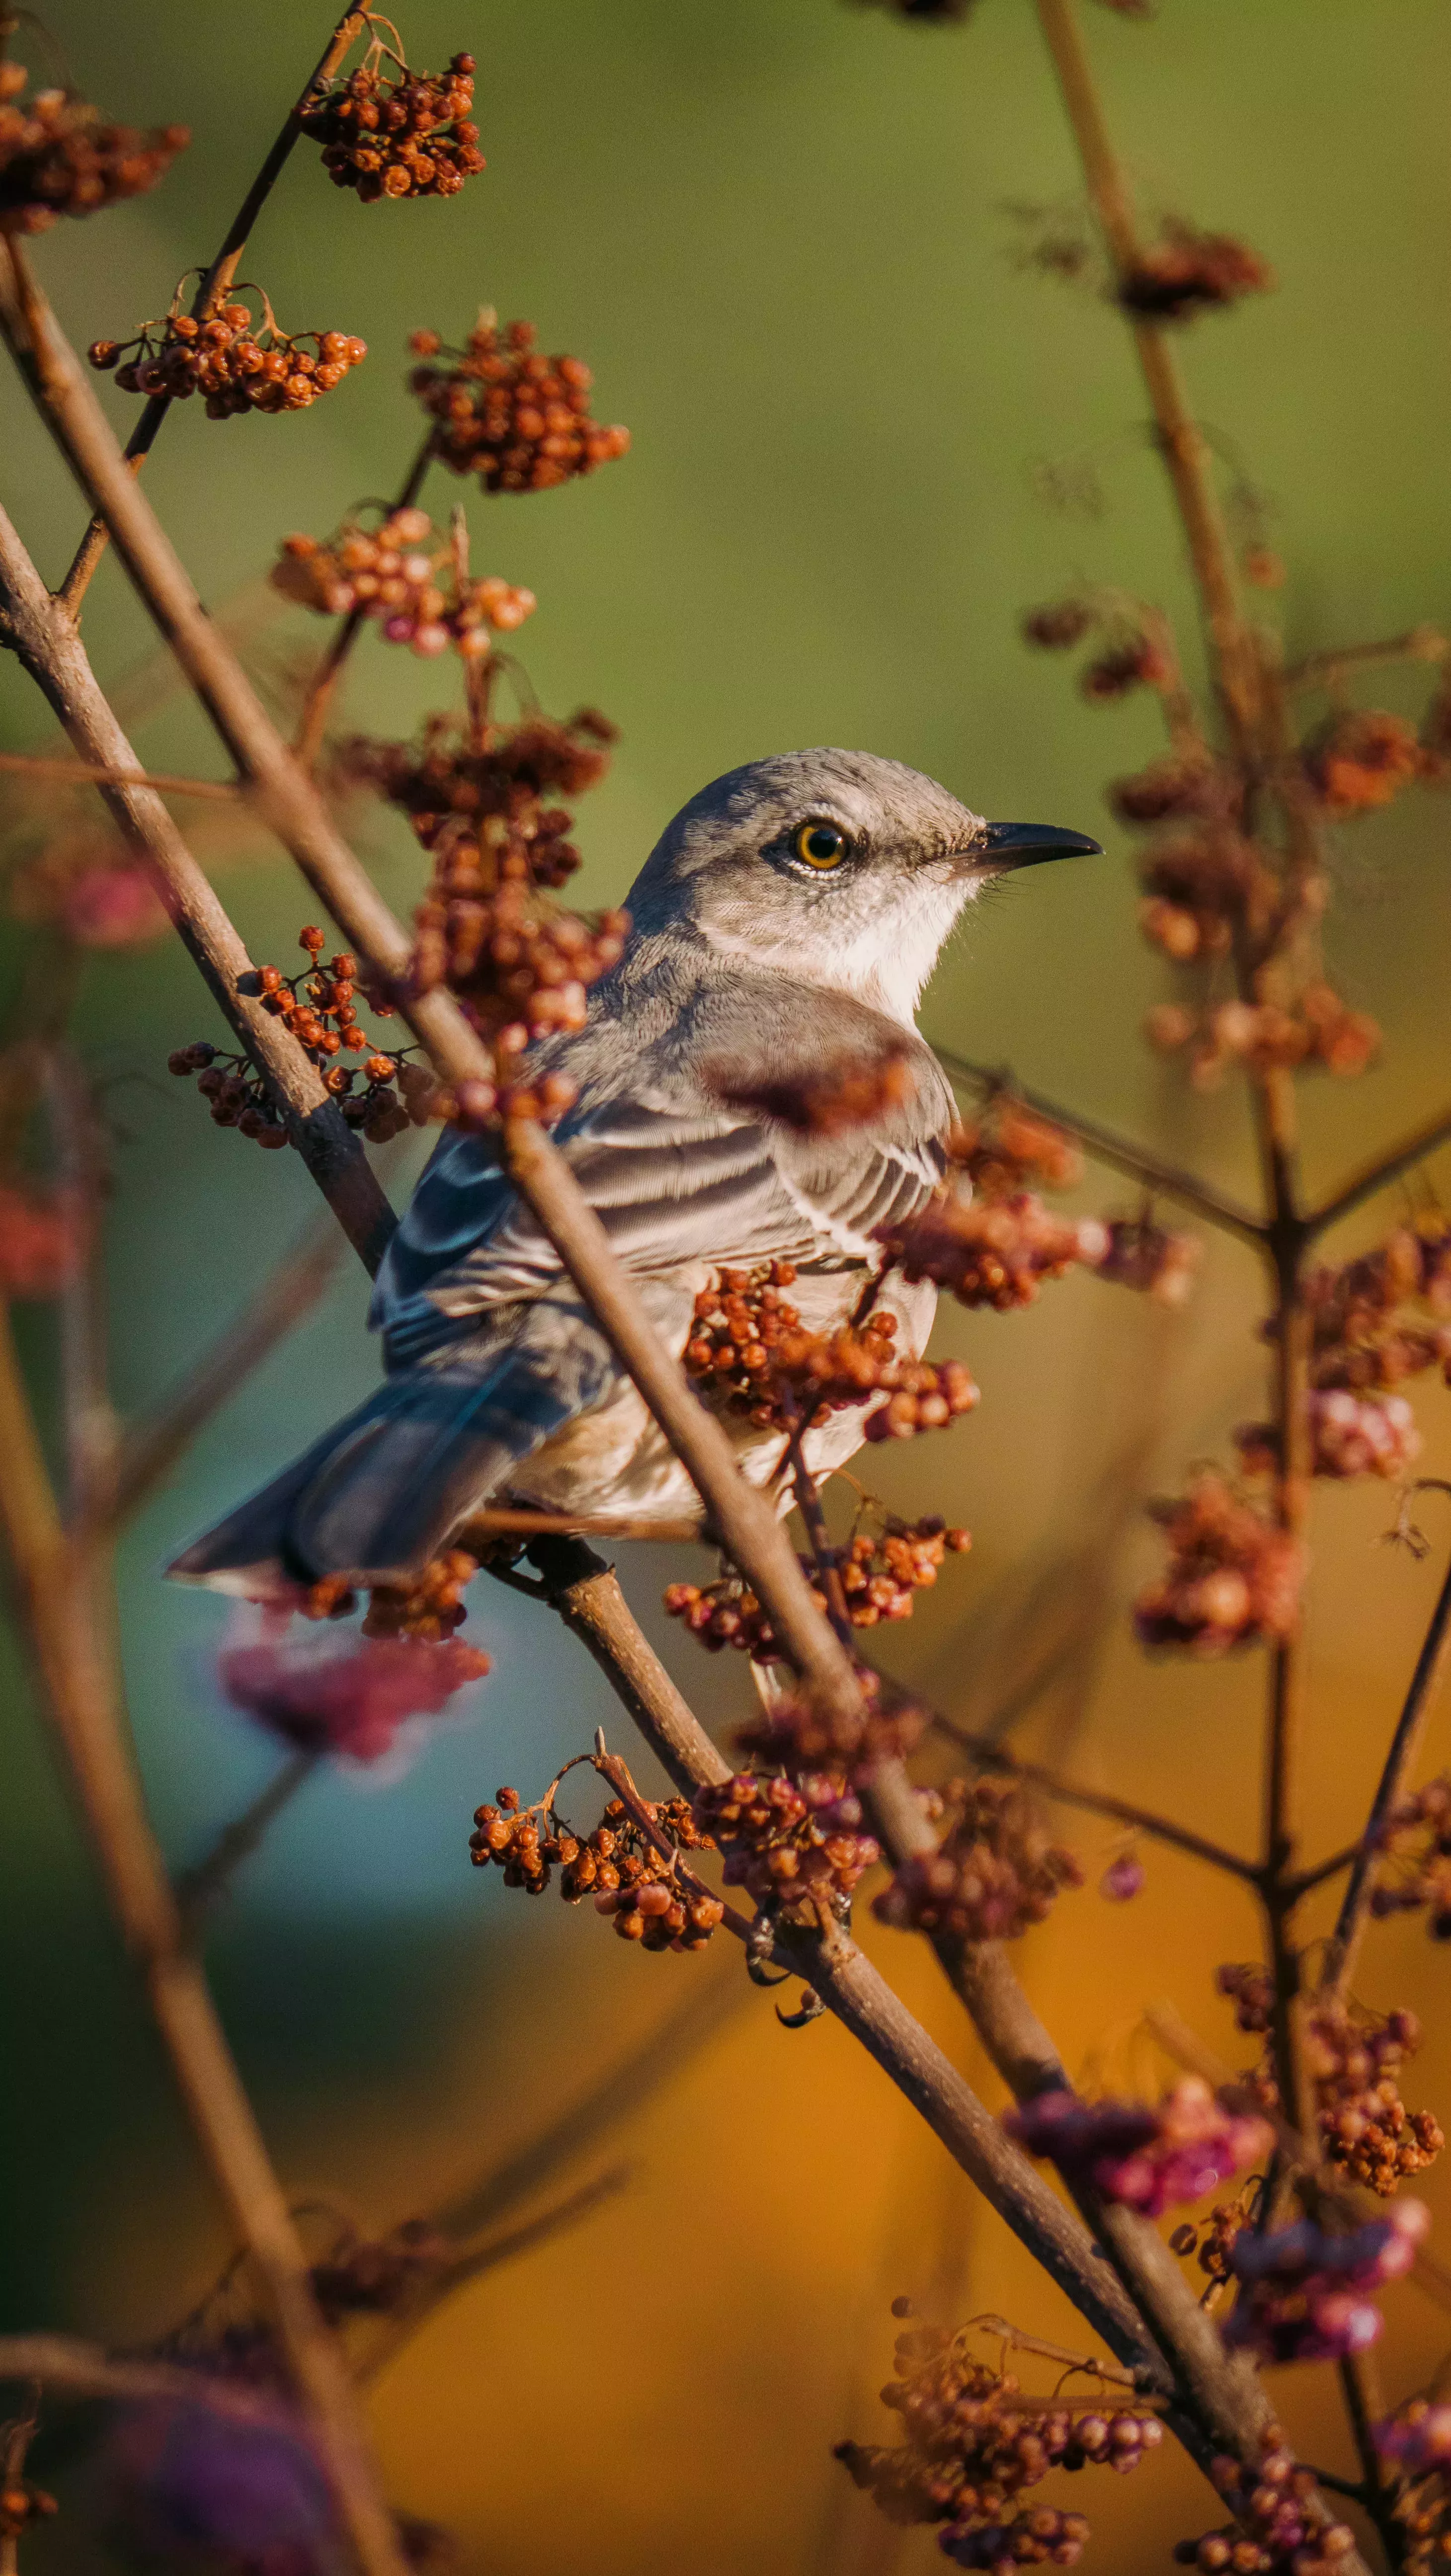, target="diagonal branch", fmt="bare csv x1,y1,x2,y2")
0,1307,409,2576
57,4,368,615
1307,1104,1451,1241
934,1047,1266,1246
0,498,396,1272
930,1714,1262,1882
1320,1522,1451,2001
